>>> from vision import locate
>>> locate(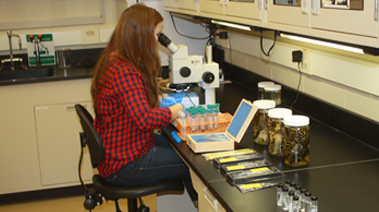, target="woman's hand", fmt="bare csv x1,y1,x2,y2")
169,103,185,122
